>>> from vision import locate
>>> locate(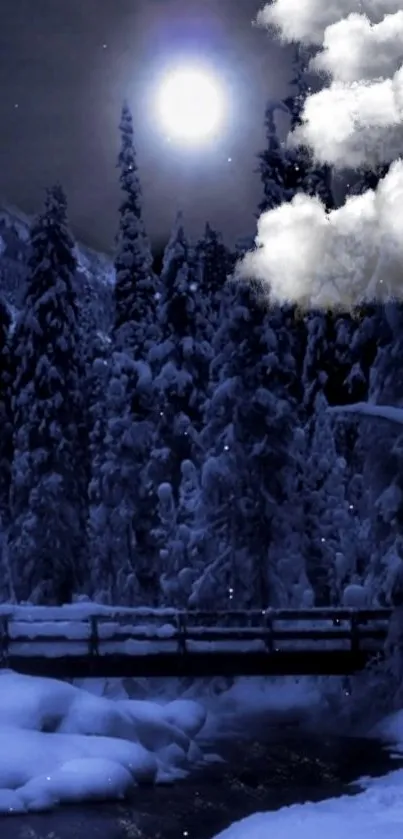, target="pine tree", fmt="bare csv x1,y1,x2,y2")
149,213,210,497
194,280,297,609
8,186,88,604
302,310,364,412
256,100,295,215
256,46,334,217
85,332,111,570
154,460,204,607
301,392,362,605
0,297,14,602
88,351,160,605
346,158,394,406
193,222,233,336
355,306,403,586
89,103,163,605
0,297,12,523
256,49,336,416
114,101,158,356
